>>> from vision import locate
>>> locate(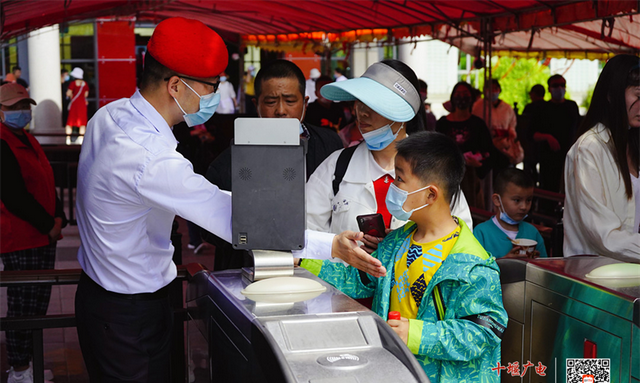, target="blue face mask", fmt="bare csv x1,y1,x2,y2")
361,122,404,151
497,195,527,225
3,110,32,130
174,79,220,127
220,76,227,82
385,183,430,221
550,88,565,101
491,92,500,102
